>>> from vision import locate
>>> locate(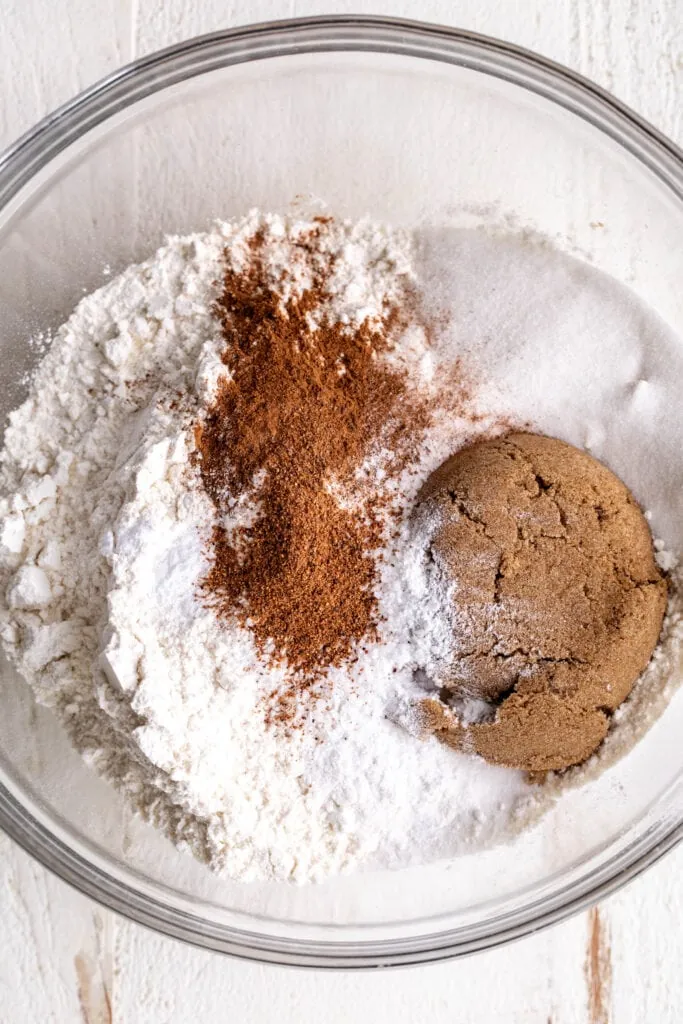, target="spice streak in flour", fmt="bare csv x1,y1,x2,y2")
195,224,429,724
